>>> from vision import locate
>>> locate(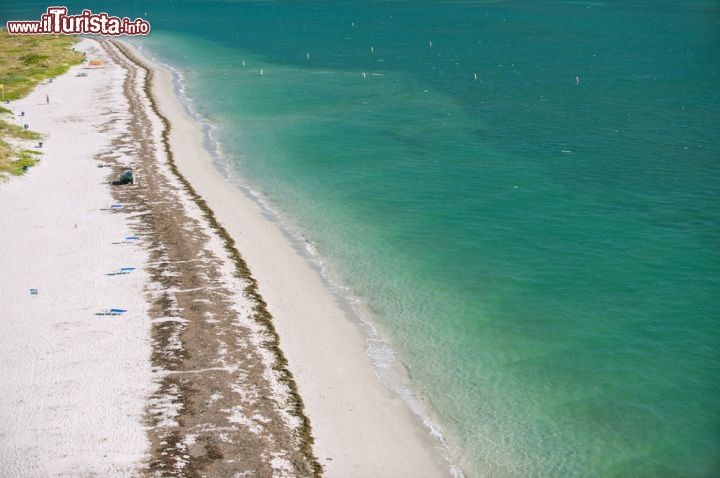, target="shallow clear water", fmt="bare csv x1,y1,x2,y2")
5,1,719,475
